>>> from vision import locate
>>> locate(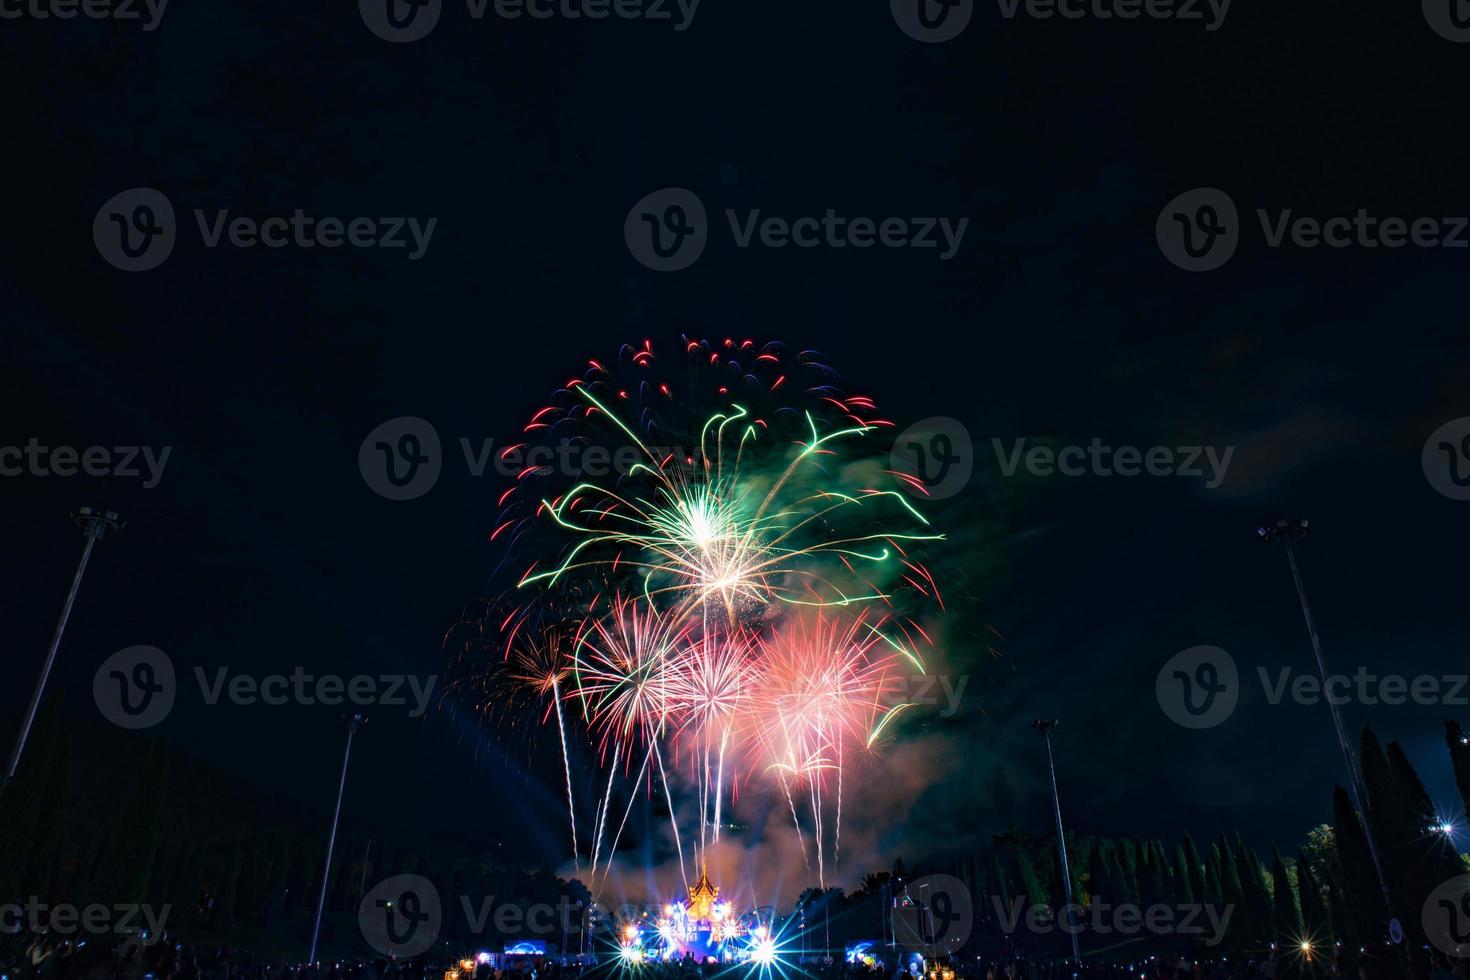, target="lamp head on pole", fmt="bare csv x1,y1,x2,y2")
73,507,124,538
1031,718,1058,736
1257,518,1308,548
